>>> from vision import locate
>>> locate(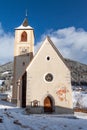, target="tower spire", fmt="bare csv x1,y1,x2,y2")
22,10,28,27
25,9,28,17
